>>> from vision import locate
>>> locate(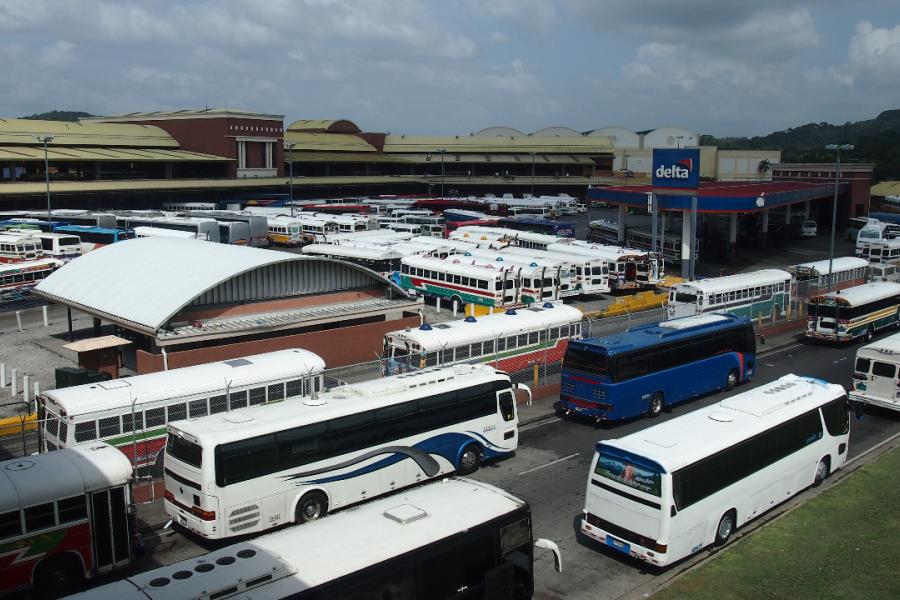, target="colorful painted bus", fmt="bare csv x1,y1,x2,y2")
38,349,326,474
398,254,520,308
383,302,583,375
559,314,756,421
788,256,869,296
448,249,578,301
0,258,60,304
806,282,900,343
0,442,135,599
301,244,402,277
666,269,793,320
0,232,43,263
